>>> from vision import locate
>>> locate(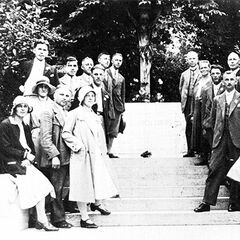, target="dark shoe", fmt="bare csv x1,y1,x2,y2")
228,204,240,212
80,219,98,228
194,161,207,166
65,207,79,213
35,221,59,231
53,220,73,228
141,151,152,158
194,203,210,212
108,153,119,158
90,203,111,215
183,152,195,157
111,194,120,198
